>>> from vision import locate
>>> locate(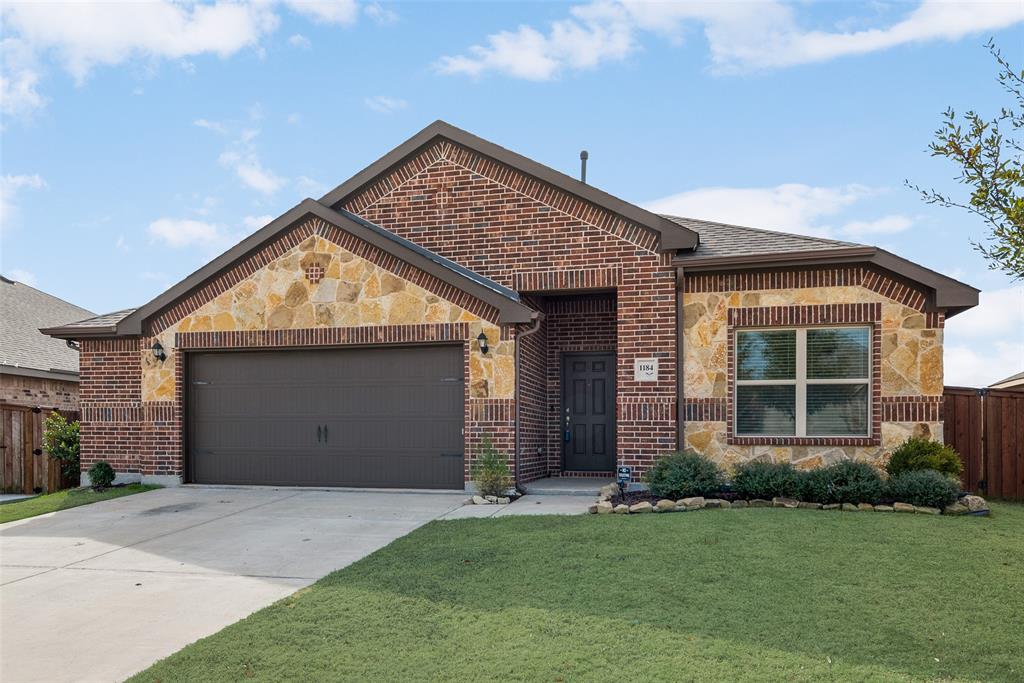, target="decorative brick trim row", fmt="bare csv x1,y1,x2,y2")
926,311,945,328
687,266,933,314
881,396,943,422
343,140,661,252
688,266,865,294
319,220,499,323
727,303,882,447
513,267,622,293
82,405,141,422
146,216,503,335
142,402,176,422
684,397,727,422
544,292,617,314
728,302,882,327
177,323,472,350
467,398,515,422
83,337,143,352
617,397,676,422
558,470,616,478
